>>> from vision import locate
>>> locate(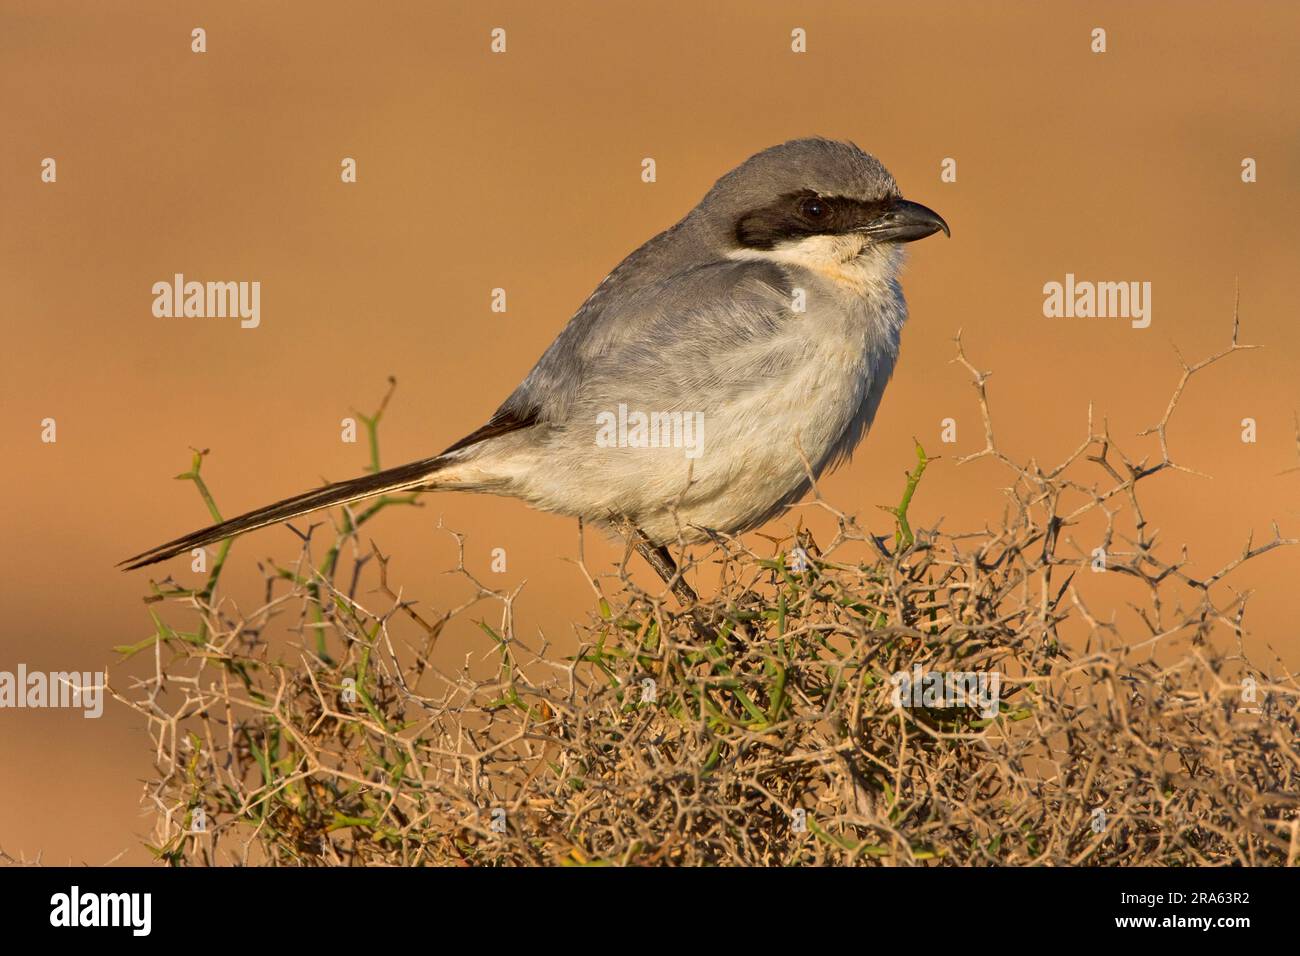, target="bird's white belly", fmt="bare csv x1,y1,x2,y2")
459,255,907,544
511,309,899,543
660,337,874,535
